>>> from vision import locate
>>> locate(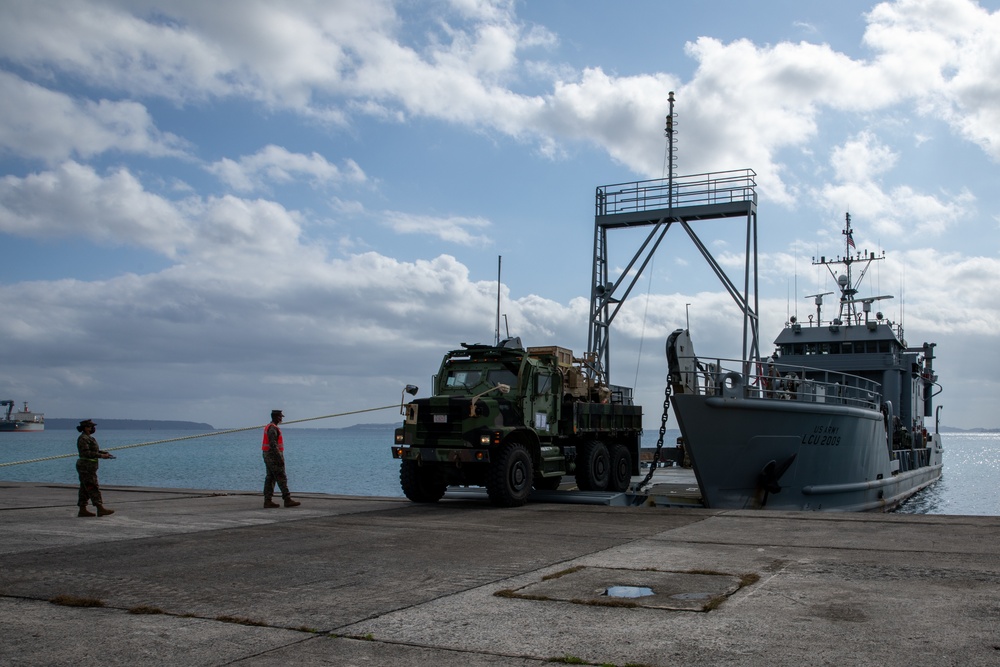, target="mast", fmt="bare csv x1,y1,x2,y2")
811,213,888,327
